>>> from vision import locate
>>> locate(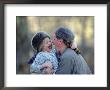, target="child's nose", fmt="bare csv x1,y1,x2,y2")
48,41,52,45
50,41,52,44
50,40,53,44
49,40,52,43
